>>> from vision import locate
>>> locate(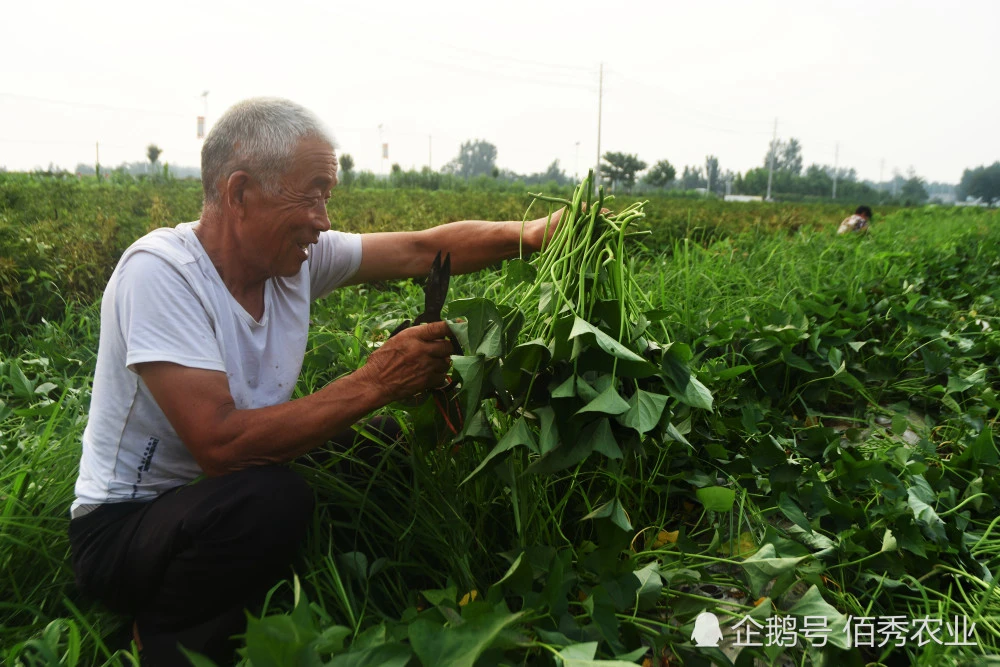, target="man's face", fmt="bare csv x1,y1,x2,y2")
243,136,338,278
